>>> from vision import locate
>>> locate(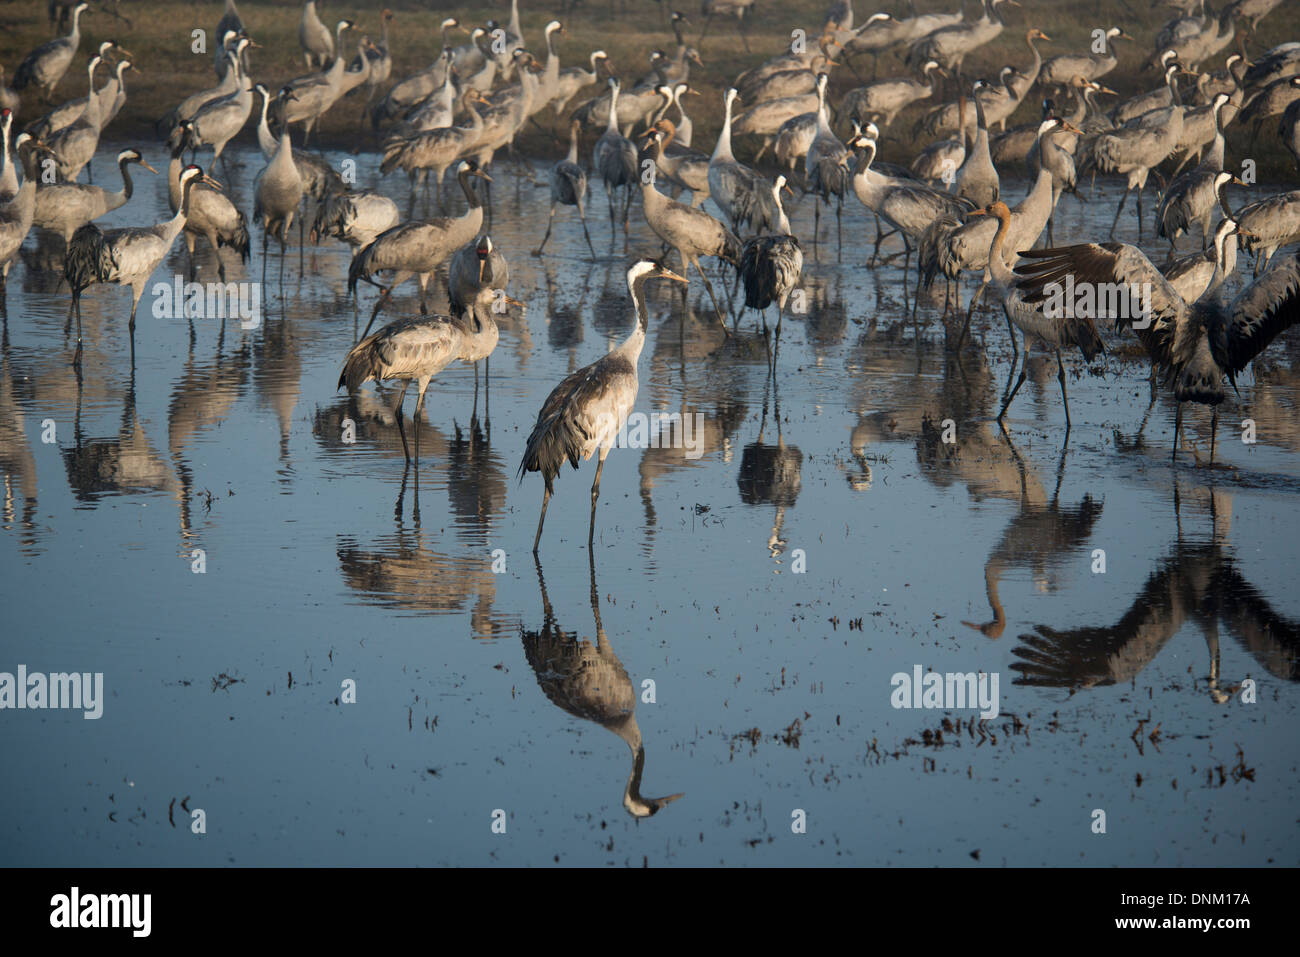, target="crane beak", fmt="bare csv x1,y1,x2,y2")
1231,176,1246,187
658,268,688,284
501,295,525,309
1061,120,1084,135
202,173,223,189
114,46,136,60
139,160,159,175
473,168,493,182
